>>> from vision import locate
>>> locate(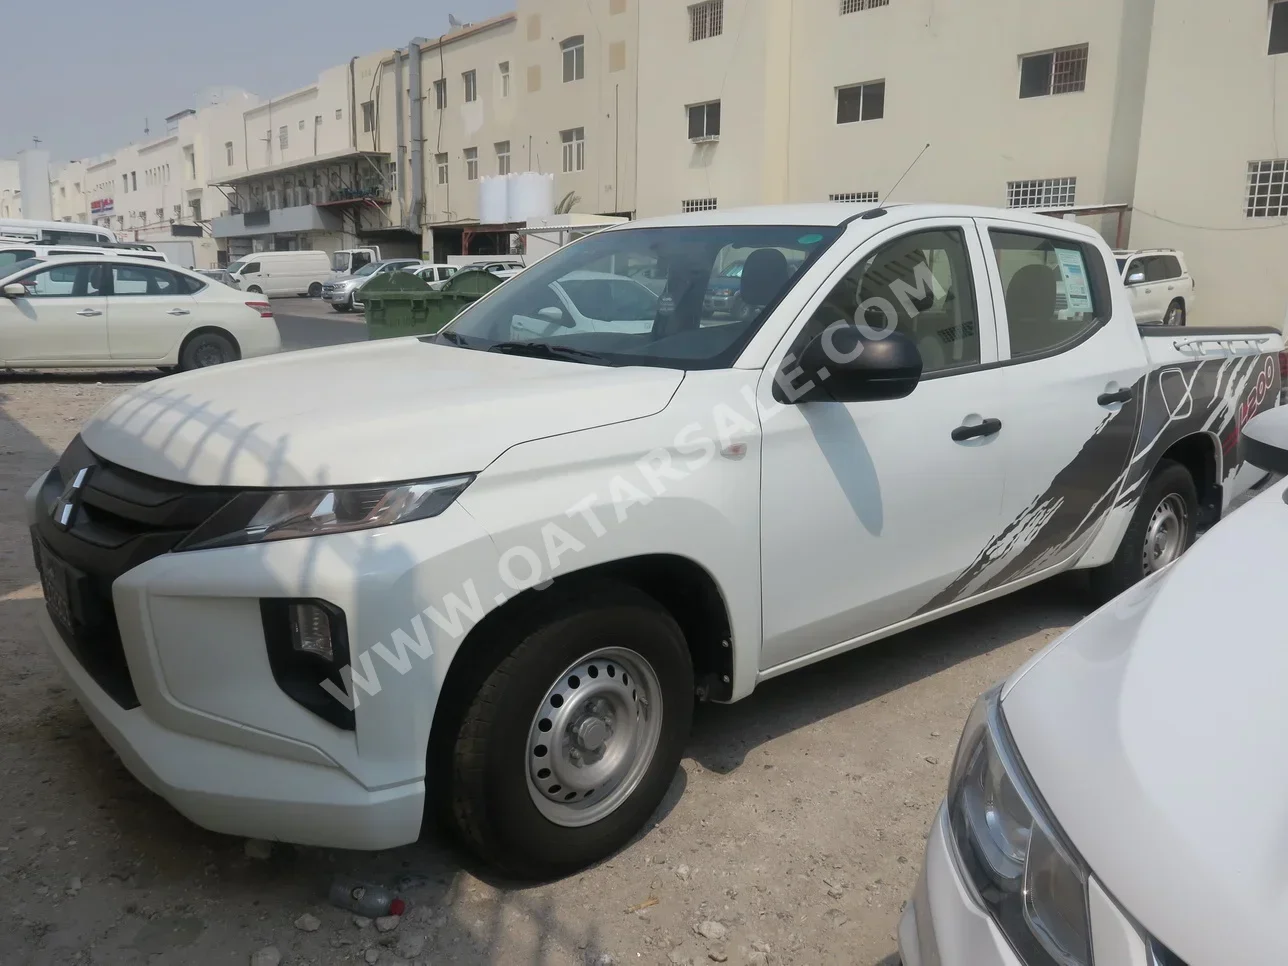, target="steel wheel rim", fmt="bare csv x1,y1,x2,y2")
1167,304,1182,325
525,647,664,828
194,342,224,367
1142,493,1188,574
